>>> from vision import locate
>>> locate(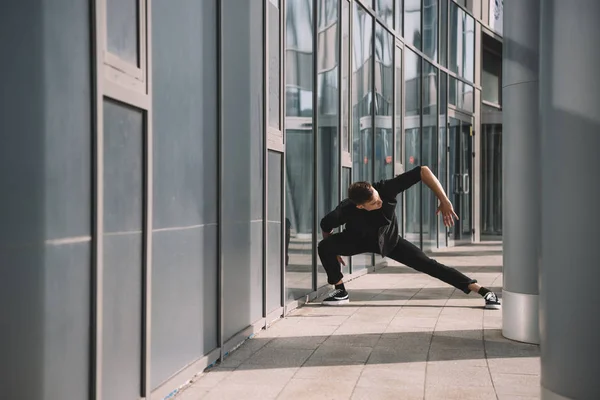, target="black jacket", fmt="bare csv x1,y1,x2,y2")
320,166,422,257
